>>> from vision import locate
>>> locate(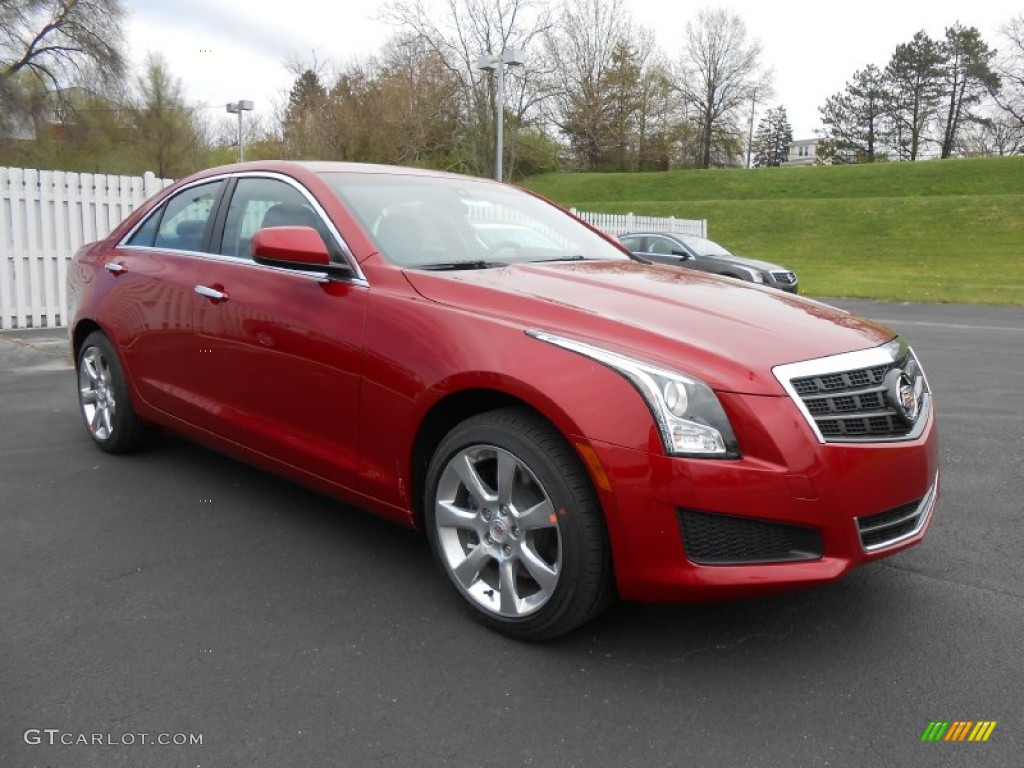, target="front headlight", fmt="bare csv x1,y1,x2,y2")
527,331,740,458
750,270,765,283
